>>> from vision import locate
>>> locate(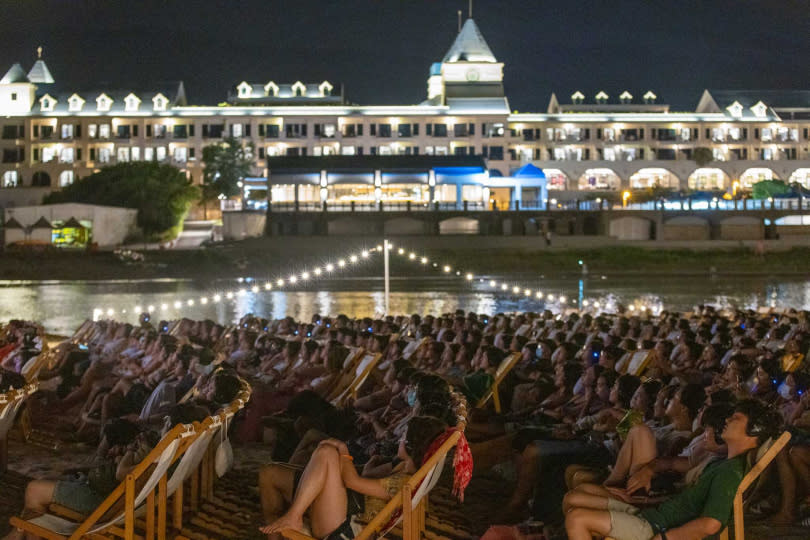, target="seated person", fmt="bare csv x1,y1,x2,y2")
562,400,781,540
258,415,447,540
